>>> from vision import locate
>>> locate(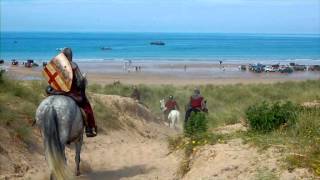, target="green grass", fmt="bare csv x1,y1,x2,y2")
241,106,320,175
0,74,46,143
89,80,320,129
